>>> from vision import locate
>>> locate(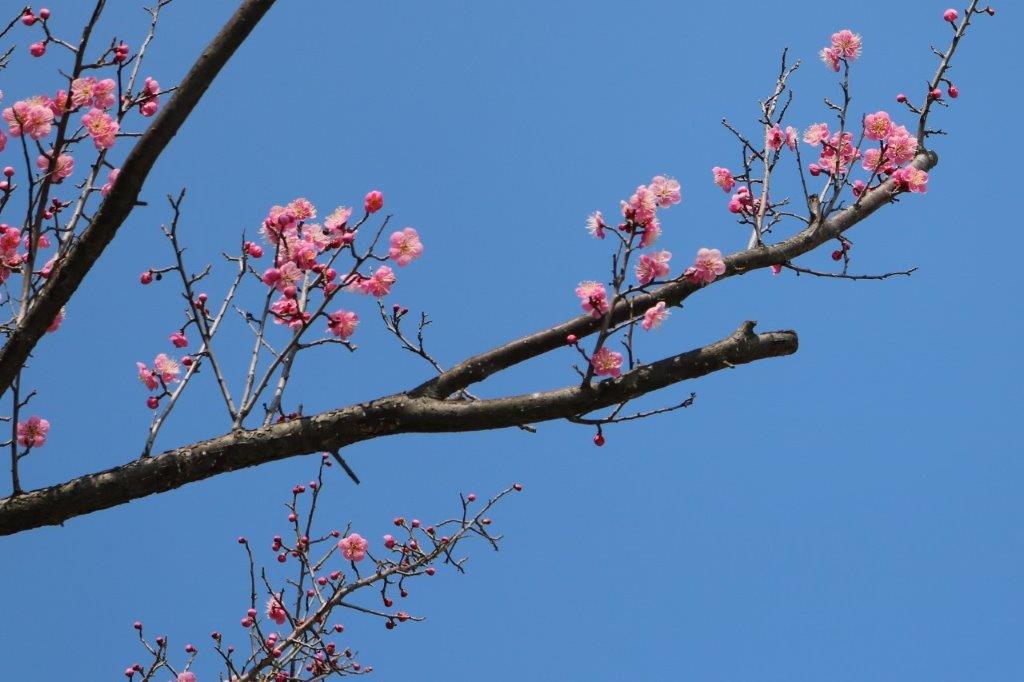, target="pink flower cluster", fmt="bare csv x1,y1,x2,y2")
81,107,119,150
589,174,680,246
138,77,160,117
36,151,74,183
327,309,359,340
820,29,862,71
635,250,671,286
70,76,116,110
3,95,54,140
137,353,180,391
0,223,26,282
804,124,860,176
